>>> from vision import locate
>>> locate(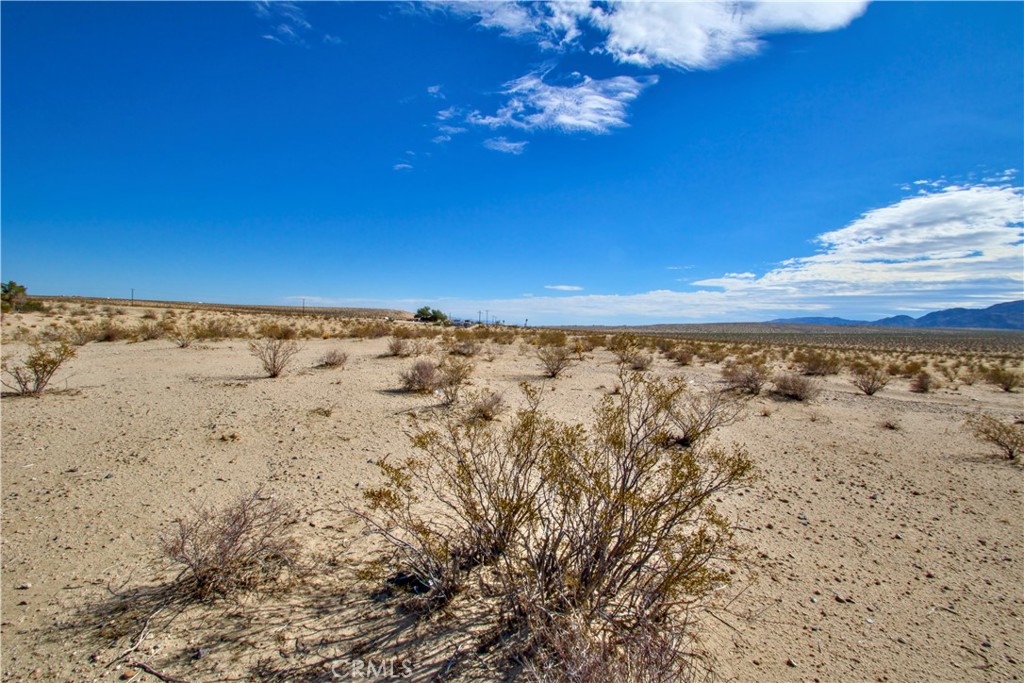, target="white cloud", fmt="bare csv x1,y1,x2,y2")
392,163,414,171
427,84,445,99
306,181,1022,323
433,2,868,70
544,284,584,291
483,136,528,154
692,183,1023,309
469,72,657,134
